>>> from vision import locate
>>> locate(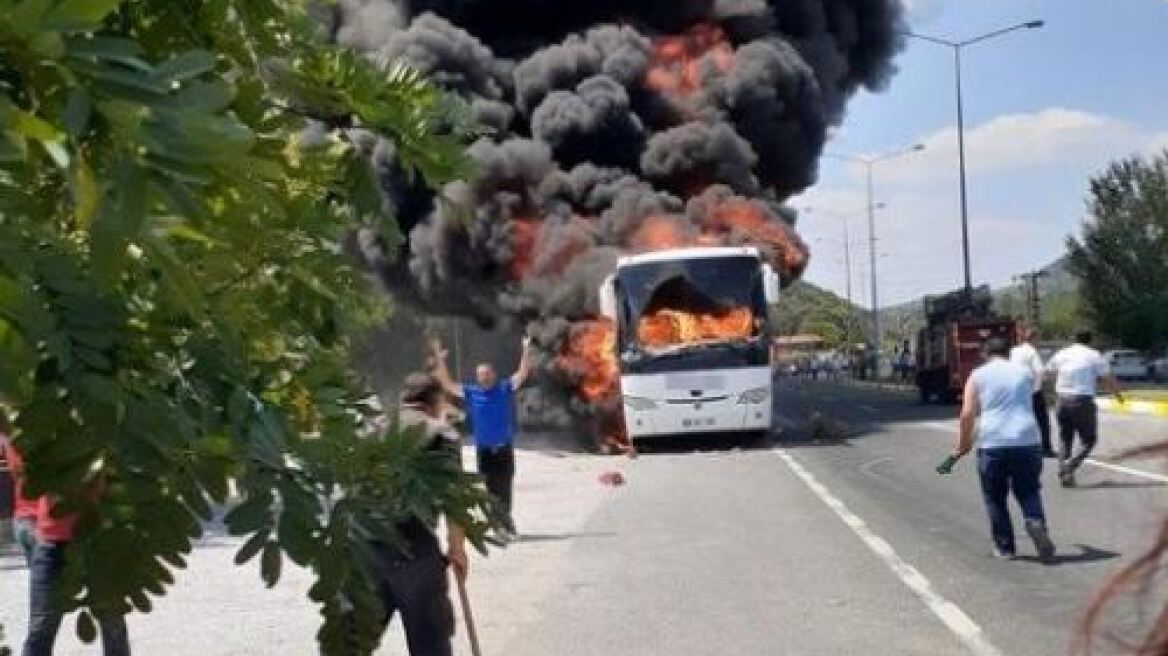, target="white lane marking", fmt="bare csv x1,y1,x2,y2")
912,421,1168,484
1083,459,1168,484
776,449,1003,656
